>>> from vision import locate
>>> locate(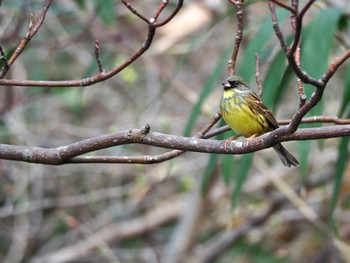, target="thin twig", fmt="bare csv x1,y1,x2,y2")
0,0,52,79
0,43,9,72
34,196,185,263
270,0,296,13
227,0,245,76
255,53,263,97
196,172,333,263
322,50,350,84
289,0,316,57
121,0,149,23
289,0,306,108
94,40,104,74
153,0,168,21
0,1,184,87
